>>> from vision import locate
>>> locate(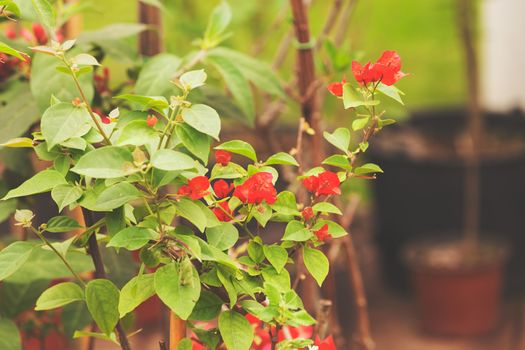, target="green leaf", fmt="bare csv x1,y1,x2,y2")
107,227,158,251
189,290,223,321
270,191,299,216
205,222,238,251
210,162,247,180
177,338,193,350
265,152,299,166
181,104,221,141
31,0,56,30
45,216,83,232
116,120,158,147
218,310,254,350
312,202,342,215
263,245,287,273
95,182,141,211
313,220,348,238
342,84,380,109
352,116,370,131
0,1,20,17
322,154,351,170
208,47,283,97
0,81,39,144
118,273,155,317
115,94,169,114
204,1,232,45
377,83,405,105
62,302,92,338
302,246,329,286
2,169,66,200
215,140,256,162
71,146,137,179
180,69,207,90
73,330,119,344
0,137,33,148
150,149,196,171
206,55,255,124
135,53,181,98
175,123,212,165
0,319,21,350
354,163,383,174
85,279,120,335
35,282,84,310
282,221,311,241
0,242,34,281
72,53,100,66
154,262,201,320
175,198,207,232
0,41,25,61
323,127,351,153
